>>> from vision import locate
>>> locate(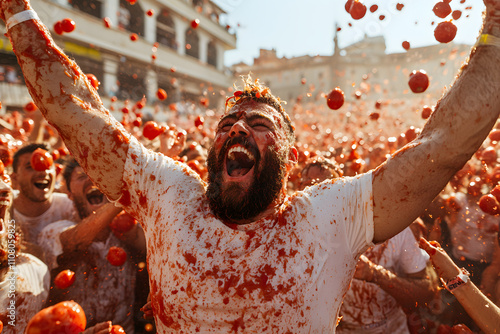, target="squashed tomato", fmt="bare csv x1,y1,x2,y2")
25,301,86,334
111,324,126,333
142,121,164,140
110,212,137,235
